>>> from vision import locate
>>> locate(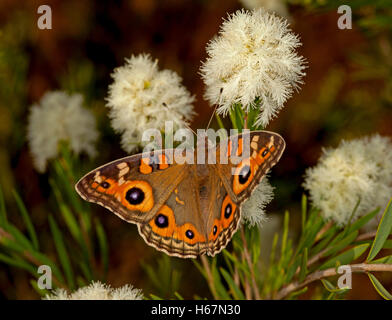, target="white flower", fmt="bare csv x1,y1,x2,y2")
200,9,306,127
106,54,195,153
241,178,274,227
303,135,392,227
44,281,143,300
27,91,98,172
239,0,289,18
